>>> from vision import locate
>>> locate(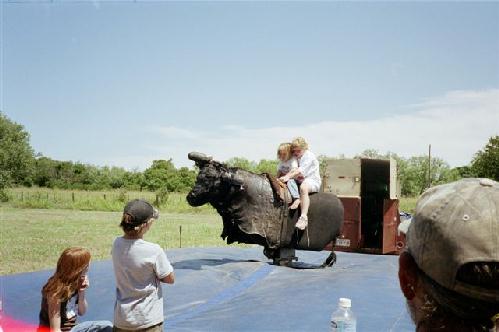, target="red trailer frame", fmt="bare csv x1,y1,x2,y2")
323,158,405,255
